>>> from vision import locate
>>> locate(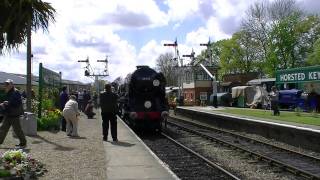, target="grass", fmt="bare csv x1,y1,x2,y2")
218,108,320,126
